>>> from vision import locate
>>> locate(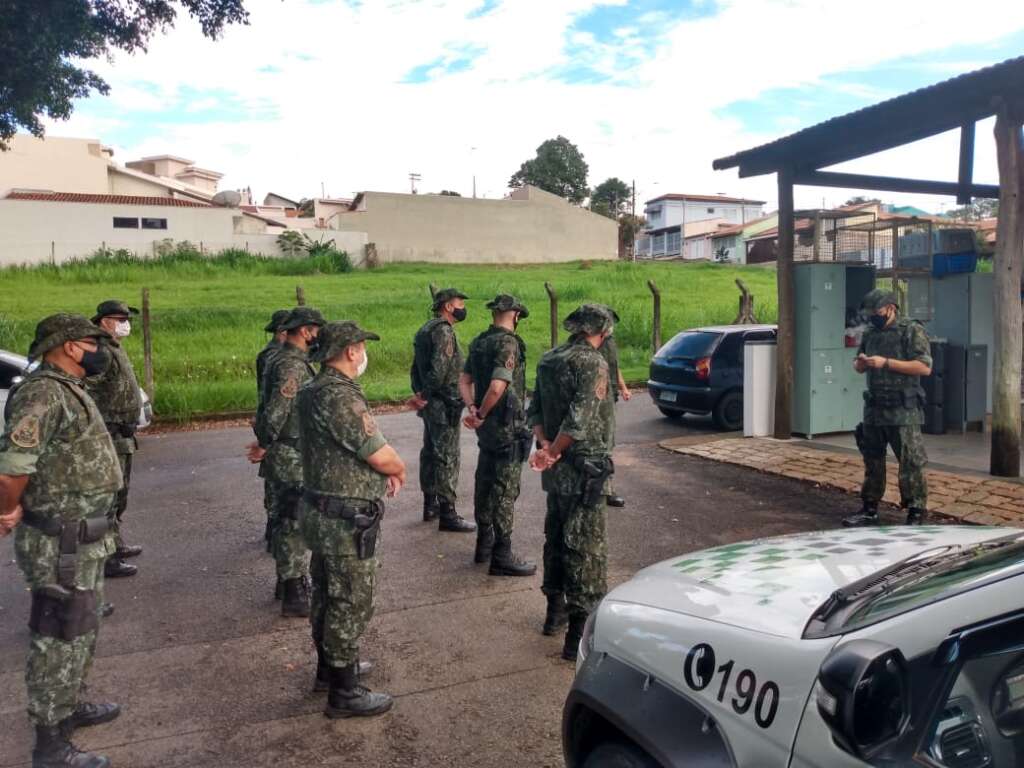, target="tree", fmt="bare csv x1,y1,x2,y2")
591,177,631,218
0,1,249,149
944,198,999,221
617,214,645,259
437,190,462,196
297,198,315,218
509,135,589,205
843,195,873,206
